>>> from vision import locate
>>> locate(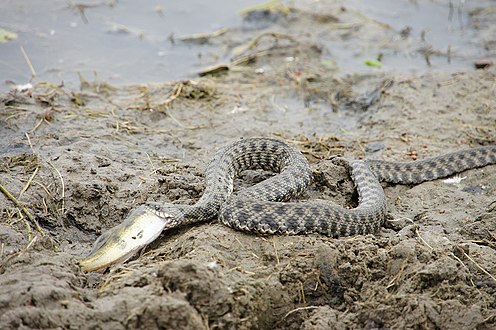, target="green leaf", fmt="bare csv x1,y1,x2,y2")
321,59,338,70
0,28,18,43
364,59,382,68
